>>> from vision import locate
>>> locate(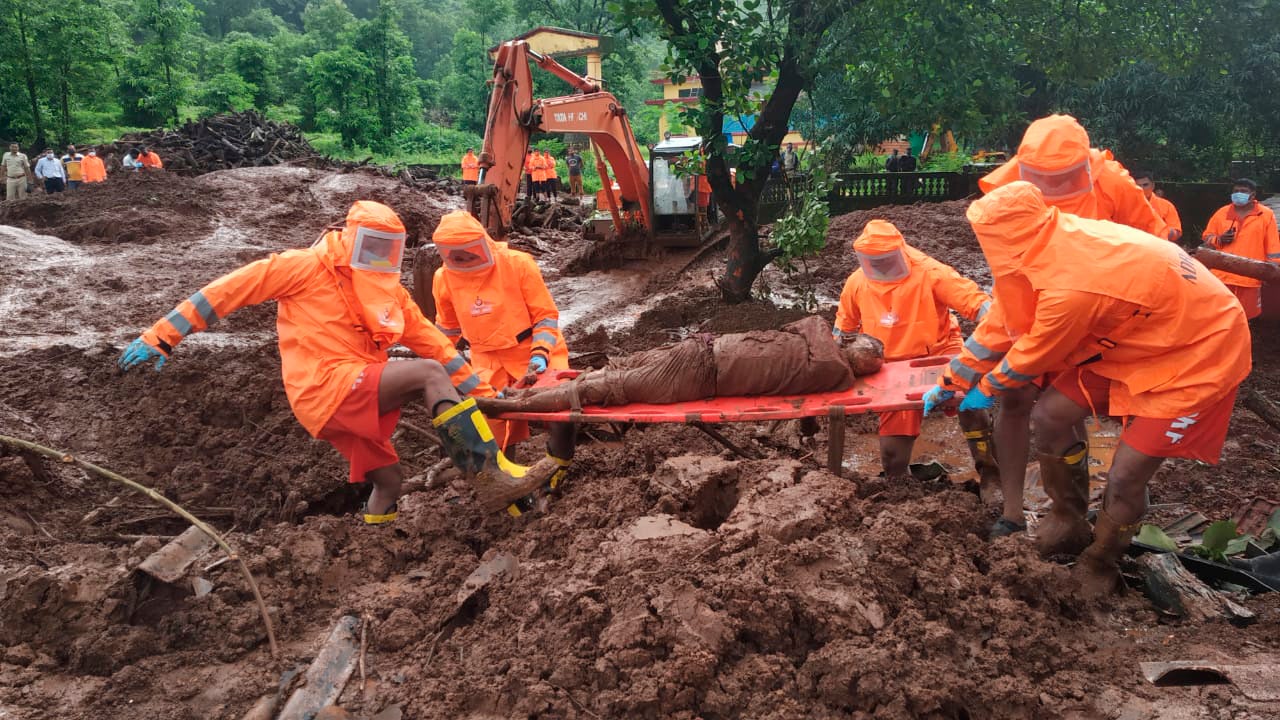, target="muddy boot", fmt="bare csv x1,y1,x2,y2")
432,398,558,512
1035,442,1093,558
1074,508,1139,598
964,428,1001,506
506,452,573,517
